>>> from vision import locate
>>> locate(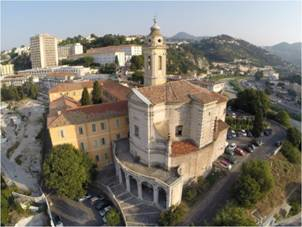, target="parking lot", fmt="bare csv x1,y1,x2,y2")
49,189,115,226
183,119,287,225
